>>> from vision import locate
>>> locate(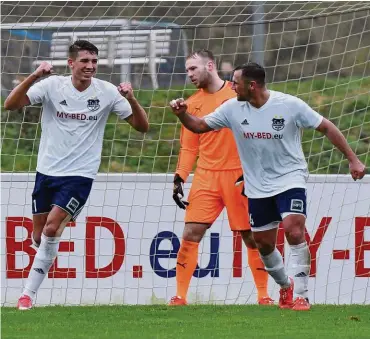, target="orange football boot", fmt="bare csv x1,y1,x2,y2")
168,296,187,306
292,297,311,311
279,277,294,309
